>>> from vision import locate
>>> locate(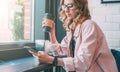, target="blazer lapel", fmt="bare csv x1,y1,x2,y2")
73,24,82,56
